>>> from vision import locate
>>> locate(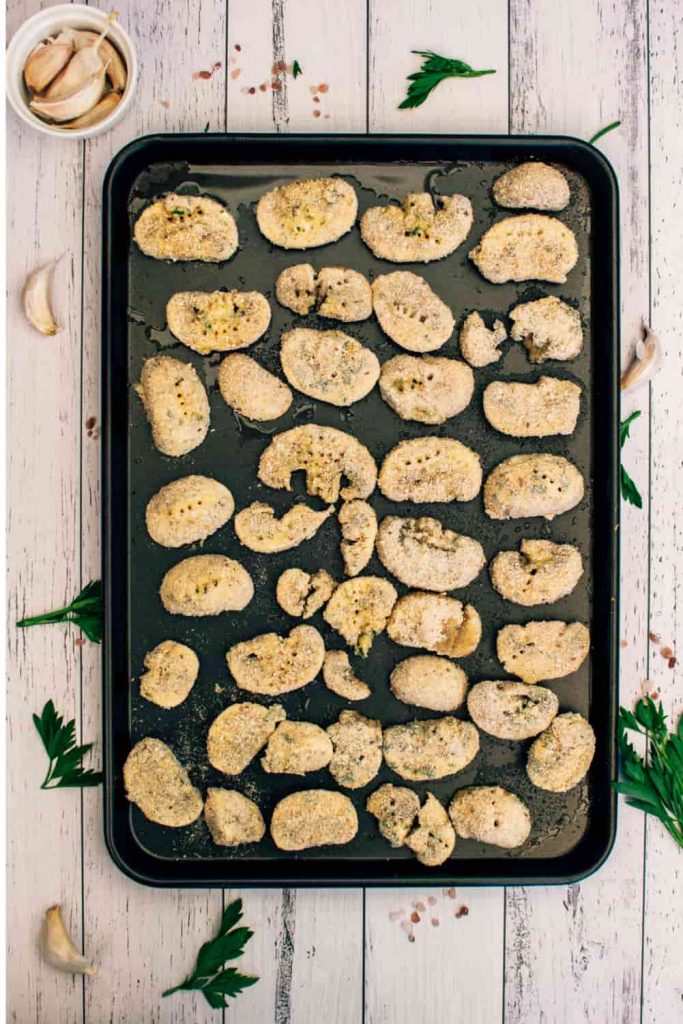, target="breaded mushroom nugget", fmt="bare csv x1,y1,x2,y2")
166,290,270,355
323,576,398,655
204,789,266,846
256,178,358,249
276,568,336,618
276,264,372,321
492,162,570,211
383,717,479,781
258,424,377,503
484,454,584,521
372,272,455,352
404,793,456,866
379,437,482,503
326,710,383,789
510,295,583,362
360,192,473,262
261,721,333,775
135,355,209,457
133,193,238,262
459,312,507,368
339,500,377,577
322,651,371,701
527,713,596,792
490,539,583,606
483,376,581,437
376,515,485,591
146,475,234,547
366,783,420,847
469,214,578,284
159,555,253,616
217,354,292,421
467,680,559,740
379,355,473,424
207,702,286,775
497,620,590,683
280,328,380,406
270,790,358,850
139,640,199,709
449,786,531,848
227,625,325,695
387,593,481,658
123,737,202,827
234,501,333,553
390,655,468,712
